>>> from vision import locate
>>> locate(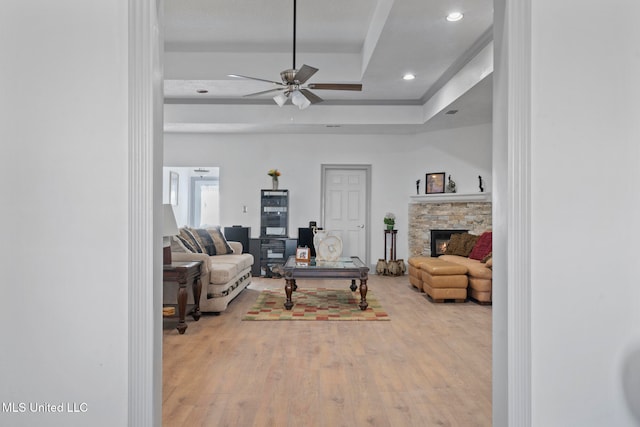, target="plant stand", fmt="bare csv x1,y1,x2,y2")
384,229,397,261
381,230,405,276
